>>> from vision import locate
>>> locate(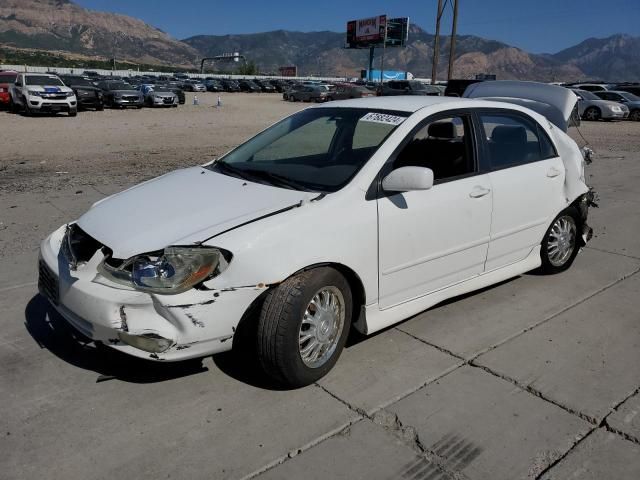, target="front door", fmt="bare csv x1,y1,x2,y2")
377,113,492,309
